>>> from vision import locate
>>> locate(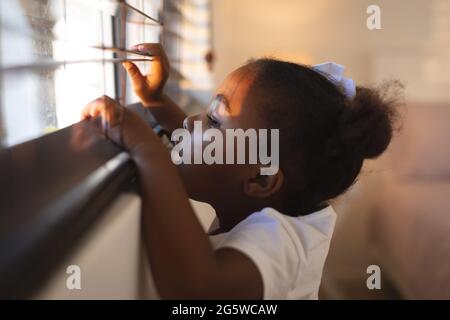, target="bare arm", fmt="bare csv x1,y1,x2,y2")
98,44,262,298
140,93,186,135
134,146,263,299
82,98,263,299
